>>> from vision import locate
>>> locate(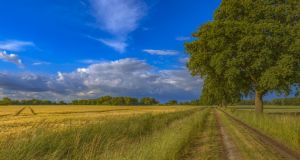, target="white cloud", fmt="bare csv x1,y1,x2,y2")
143,49,179,56
32,61,51,66
89,0,147,52
0,40,34,51
90,0,146,36
99,39,127,53
57,72,65,81
0,51,23,66
79,59,103,64
176,36,191,41
0,59,202,101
